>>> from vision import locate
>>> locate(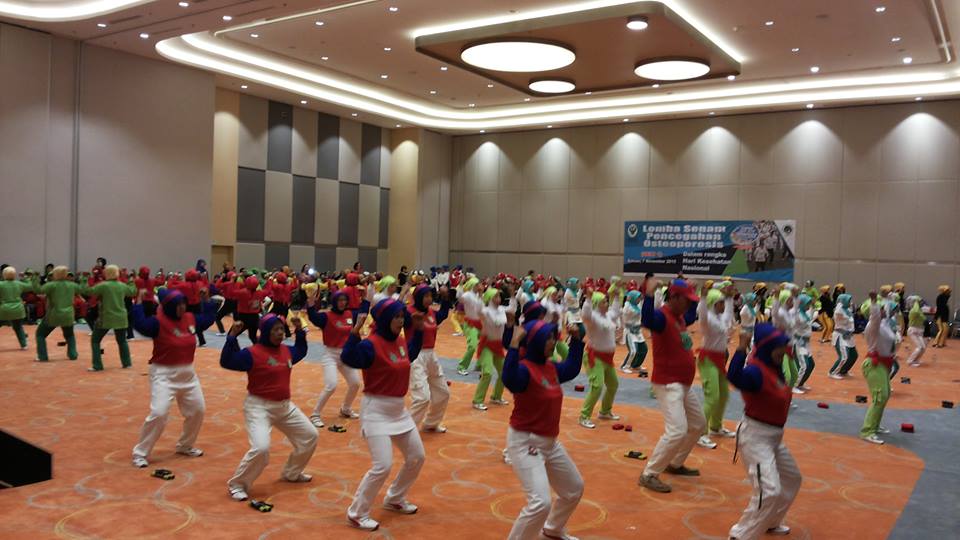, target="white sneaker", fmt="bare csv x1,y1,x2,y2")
791,387,806,394
452,332,463,337
422,425,447,433
310,415,324,428
598,412,621,420
862,434,885,445
710,427,737,438
457,369,469,376
697,436,718,449
473,402,488,411
383,500,418,514
766,525,791,535
132,456,148,468
490,398,509,406
828,373,844,380
216,332,226,337
798,385,811,392
909,362,920,367
284,473,312,483
229,487,249,501
578,417,596,429
877,426,891,434
620,367,634,374
176,447,203,457
347,514,379,531
543,529,580,540
339,408,360,419
502,448,512,464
